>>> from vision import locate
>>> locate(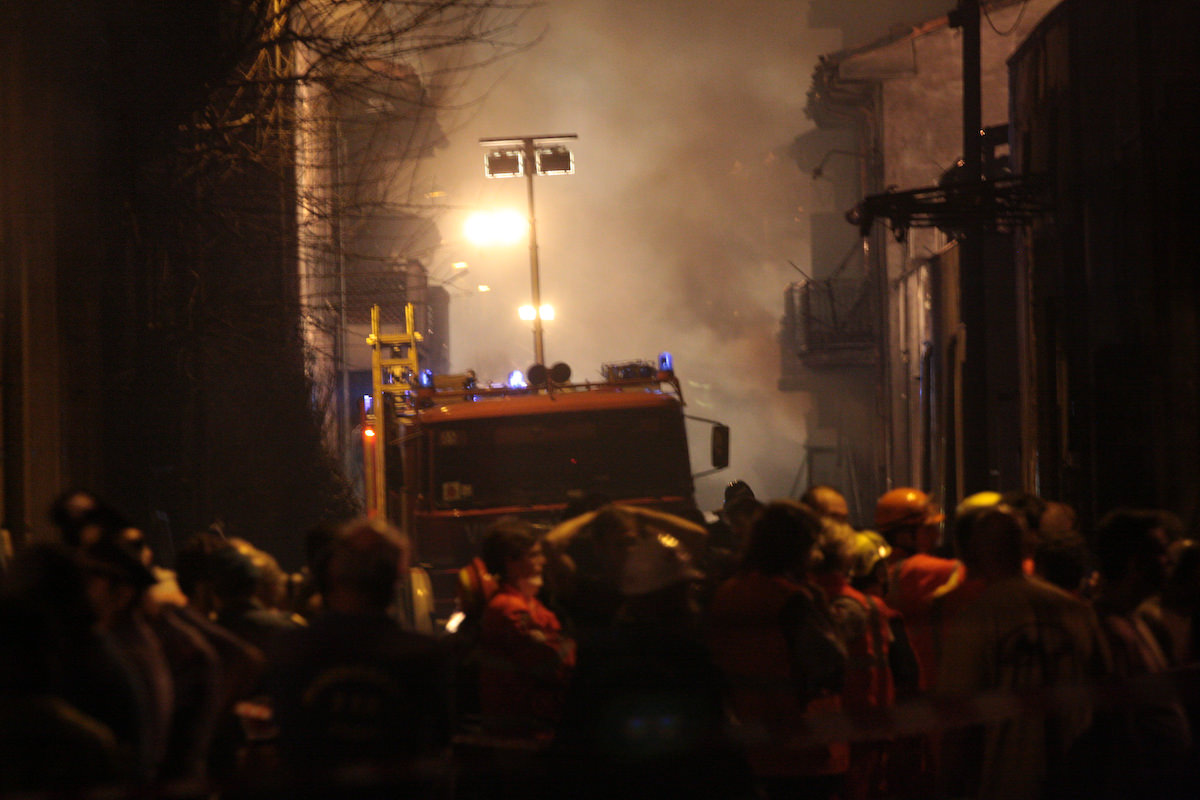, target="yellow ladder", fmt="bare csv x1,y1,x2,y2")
365,303,422,518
